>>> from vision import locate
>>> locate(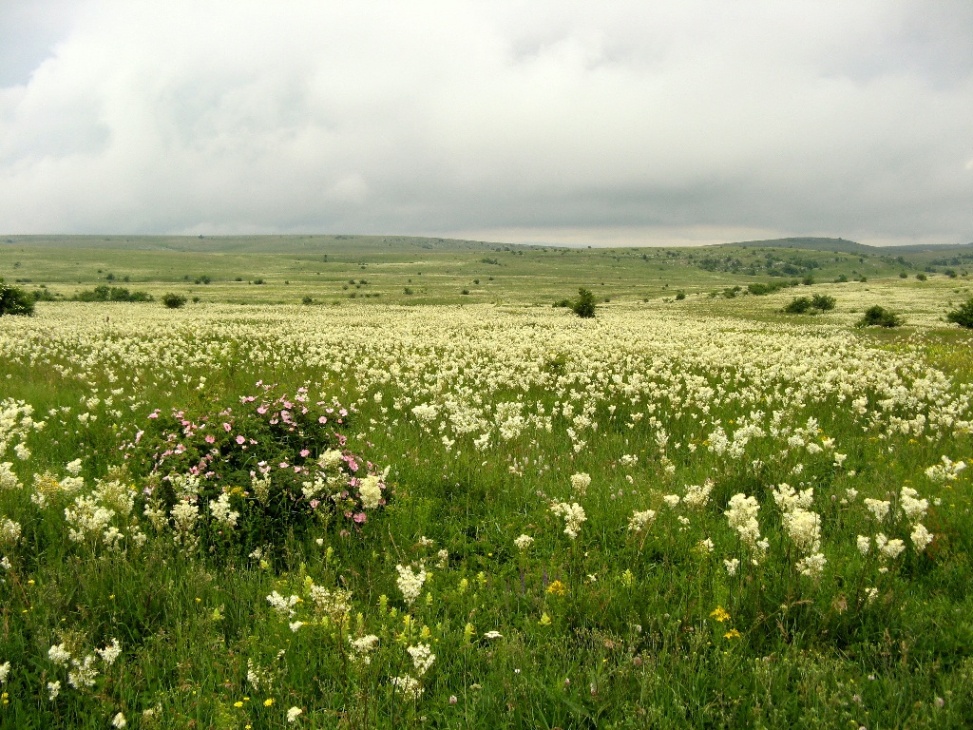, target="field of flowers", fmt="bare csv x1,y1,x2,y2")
1,297,972,728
